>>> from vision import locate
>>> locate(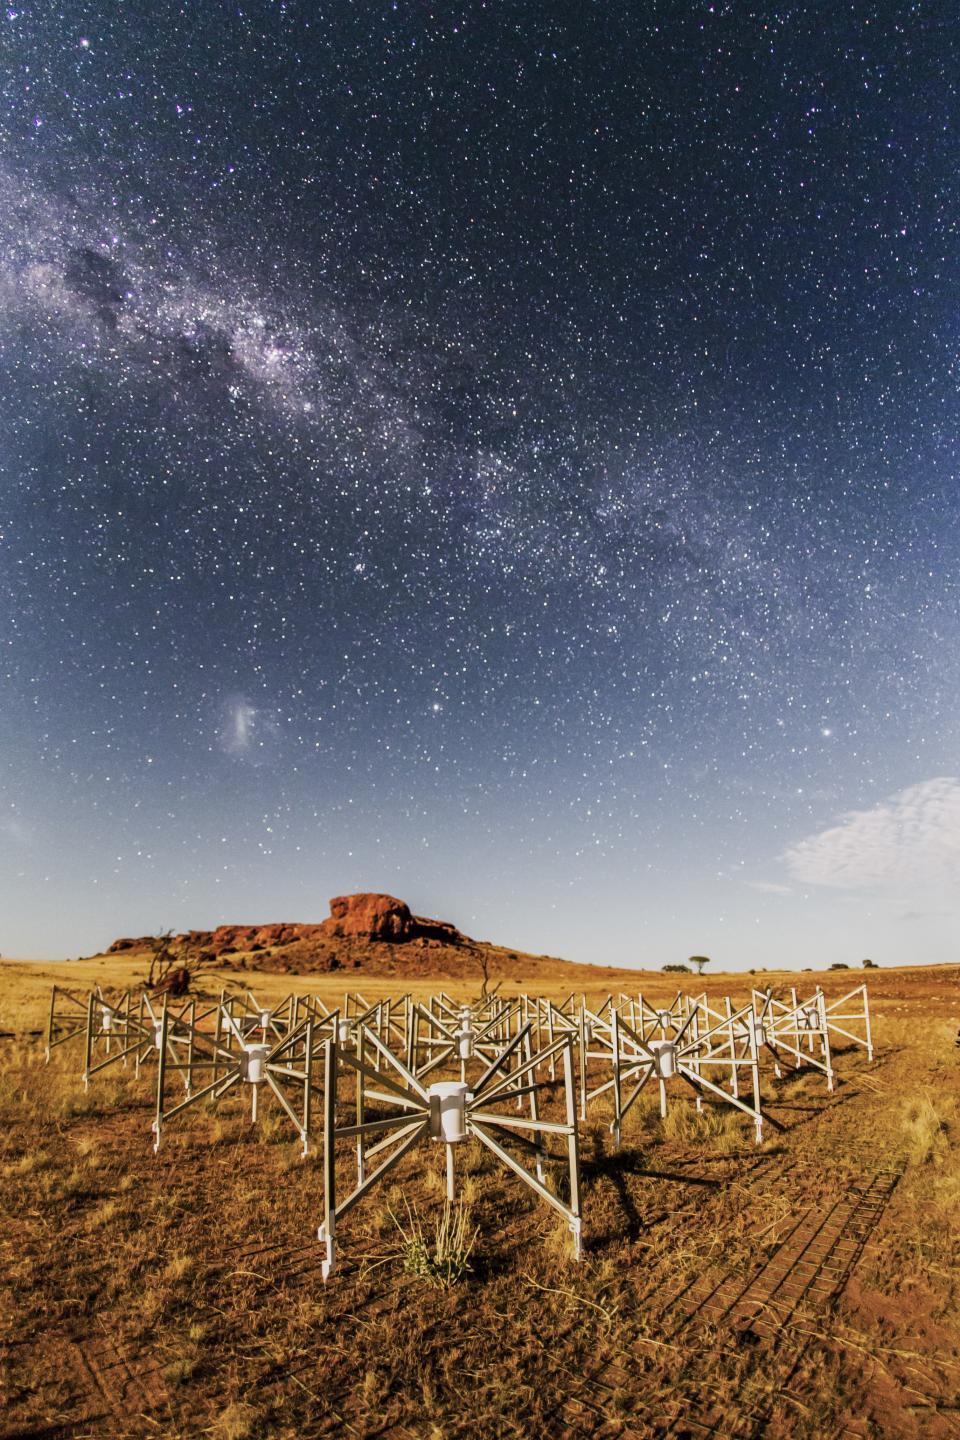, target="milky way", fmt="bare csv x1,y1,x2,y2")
2,4,960,965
